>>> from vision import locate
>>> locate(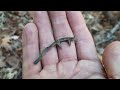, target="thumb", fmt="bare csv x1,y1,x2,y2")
103,41,120,79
